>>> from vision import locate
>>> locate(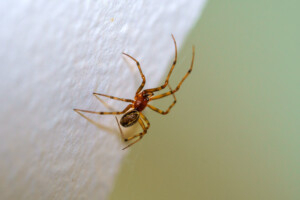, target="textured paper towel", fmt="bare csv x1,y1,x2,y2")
0,0,206,199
